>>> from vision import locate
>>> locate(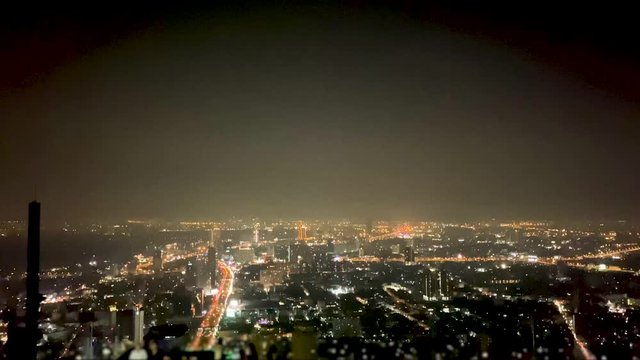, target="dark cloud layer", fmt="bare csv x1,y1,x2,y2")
1,2,639,223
